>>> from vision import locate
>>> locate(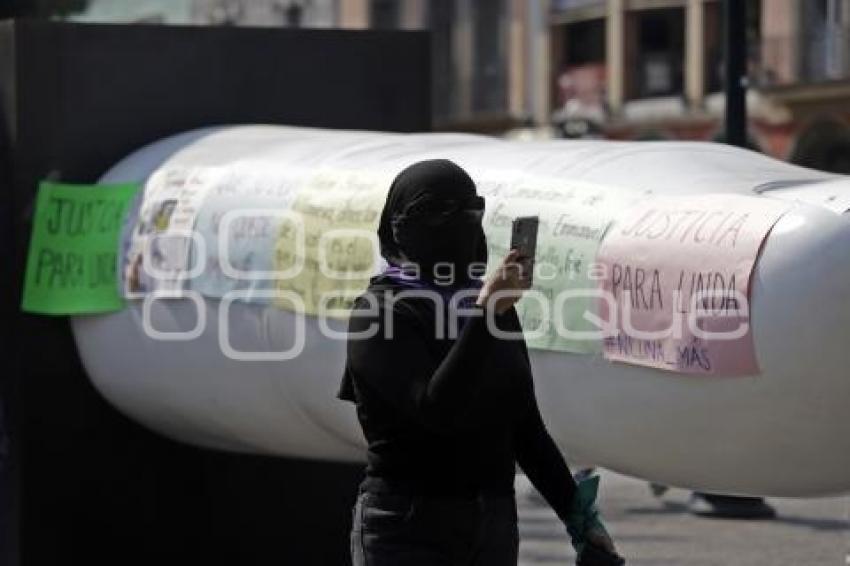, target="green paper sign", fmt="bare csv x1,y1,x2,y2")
21,181,140,315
